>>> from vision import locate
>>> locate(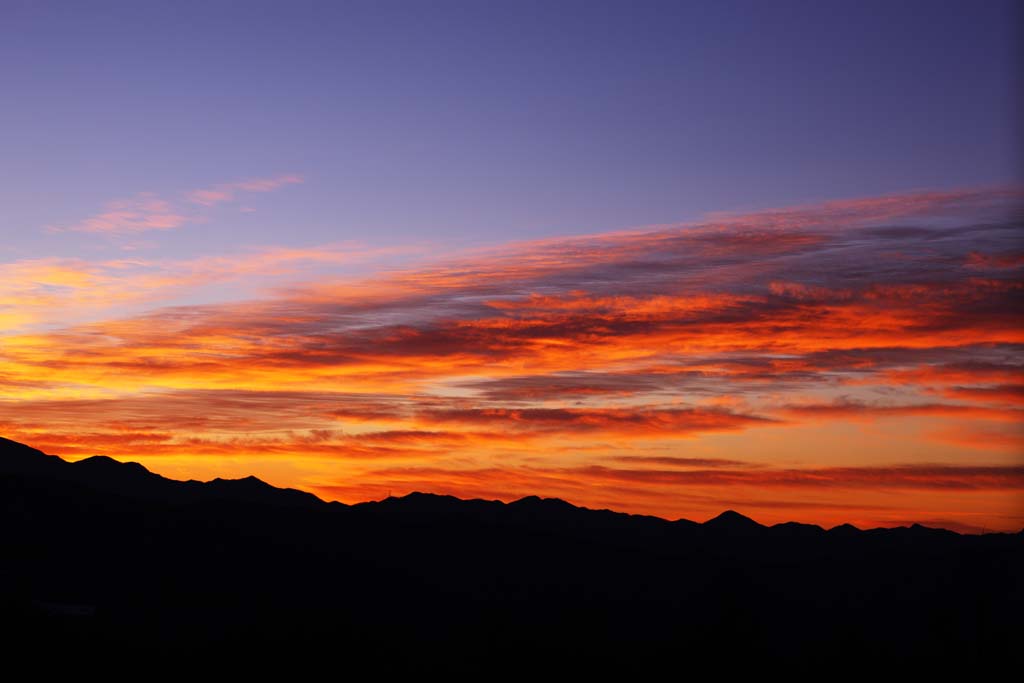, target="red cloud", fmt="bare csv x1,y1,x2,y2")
559,464,1024,490
417,406,776,435
938,384,1024,404
4,186,1023,532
